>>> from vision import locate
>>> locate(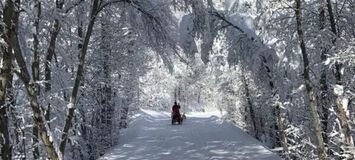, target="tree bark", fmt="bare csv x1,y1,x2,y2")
32,1,41,158
44,0,64,131
241,69,257,138
102,14,113,142
11,0,60,158
295,0,328,159
13,32,61,160
318,0,330,150
260,55,288,154
59,0,100,155
45,0,64,92
326,0,354,151
0,1,14,159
